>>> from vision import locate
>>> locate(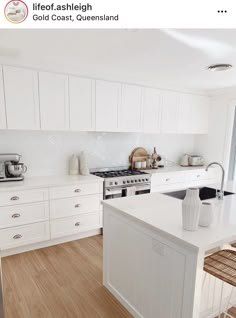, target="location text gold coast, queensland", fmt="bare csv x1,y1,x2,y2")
32,14,119,22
